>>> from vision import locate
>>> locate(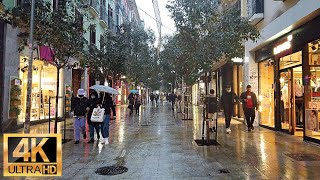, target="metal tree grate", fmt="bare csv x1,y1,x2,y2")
95,166,128,176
